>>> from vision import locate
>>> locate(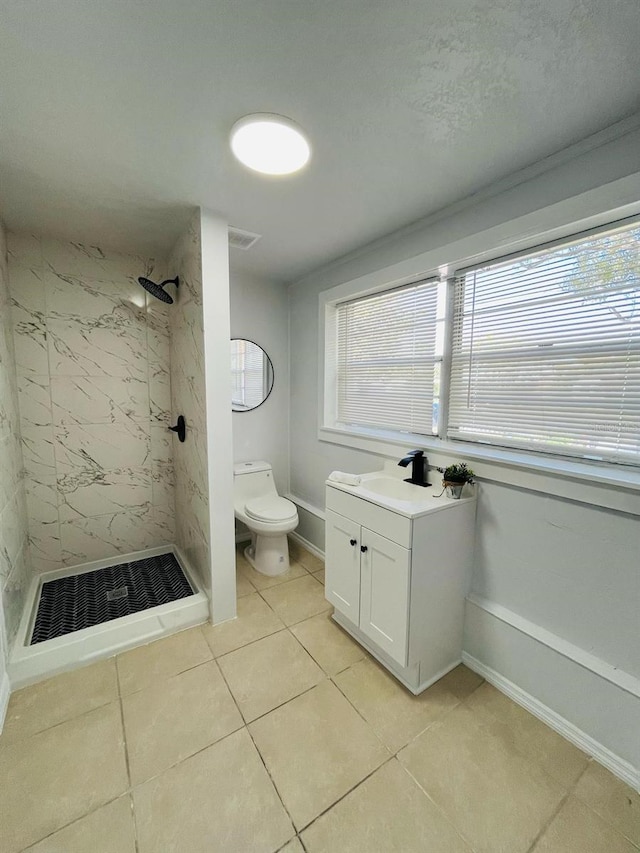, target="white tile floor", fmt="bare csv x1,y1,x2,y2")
0,541,638,852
